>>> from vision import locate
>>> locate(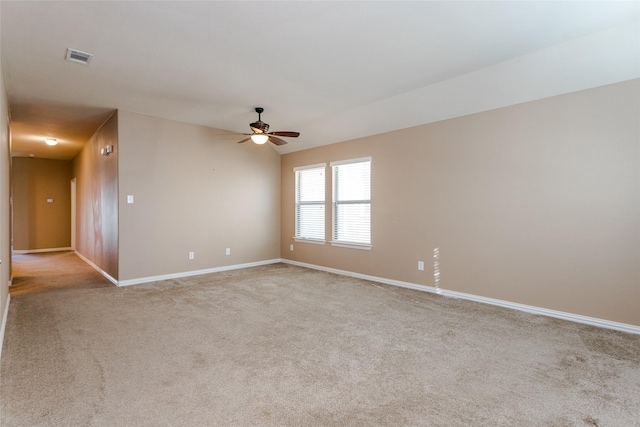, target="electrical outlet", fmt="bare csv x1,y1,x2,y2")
418,261,424,271
225,248,230,255
290,244,294,251
188,251,195,260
